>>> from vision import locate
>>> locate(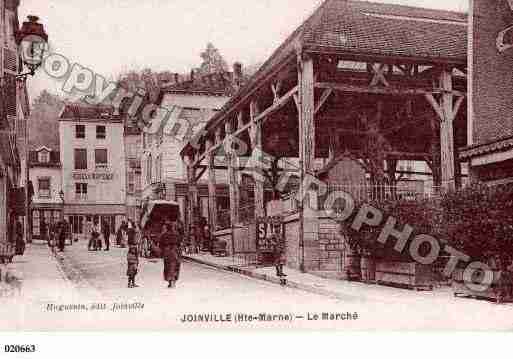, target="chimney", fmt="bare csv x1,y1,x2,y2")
233,62,243,79
233,62,243,87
